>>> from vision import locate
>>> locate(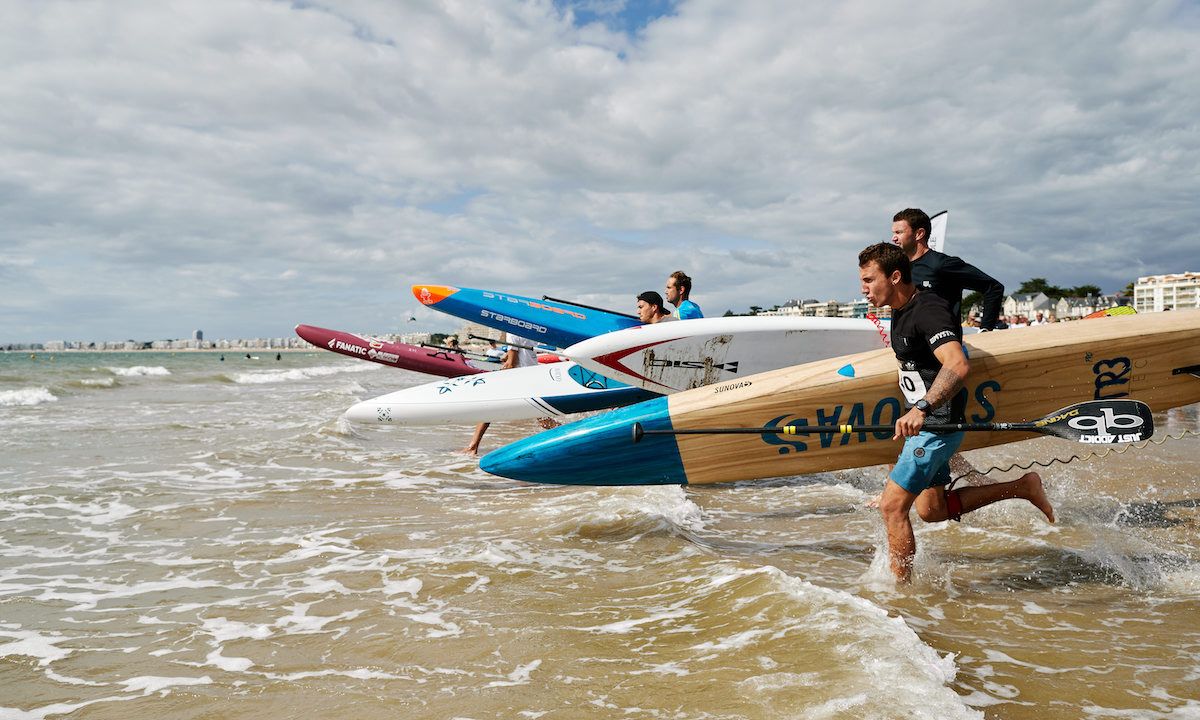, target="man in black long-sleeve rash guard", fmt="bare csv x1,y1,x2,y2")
891,208,1005,331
